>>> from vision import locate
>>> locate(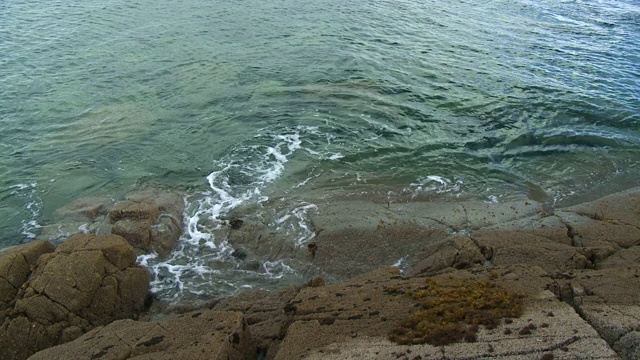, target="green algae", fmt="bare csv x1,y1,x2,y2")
389,277,523,346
